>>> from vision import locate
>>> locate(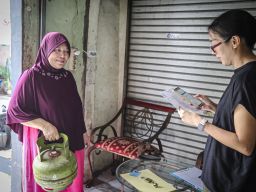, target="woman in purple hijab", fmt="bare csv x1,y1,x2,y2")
6,32,88,192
